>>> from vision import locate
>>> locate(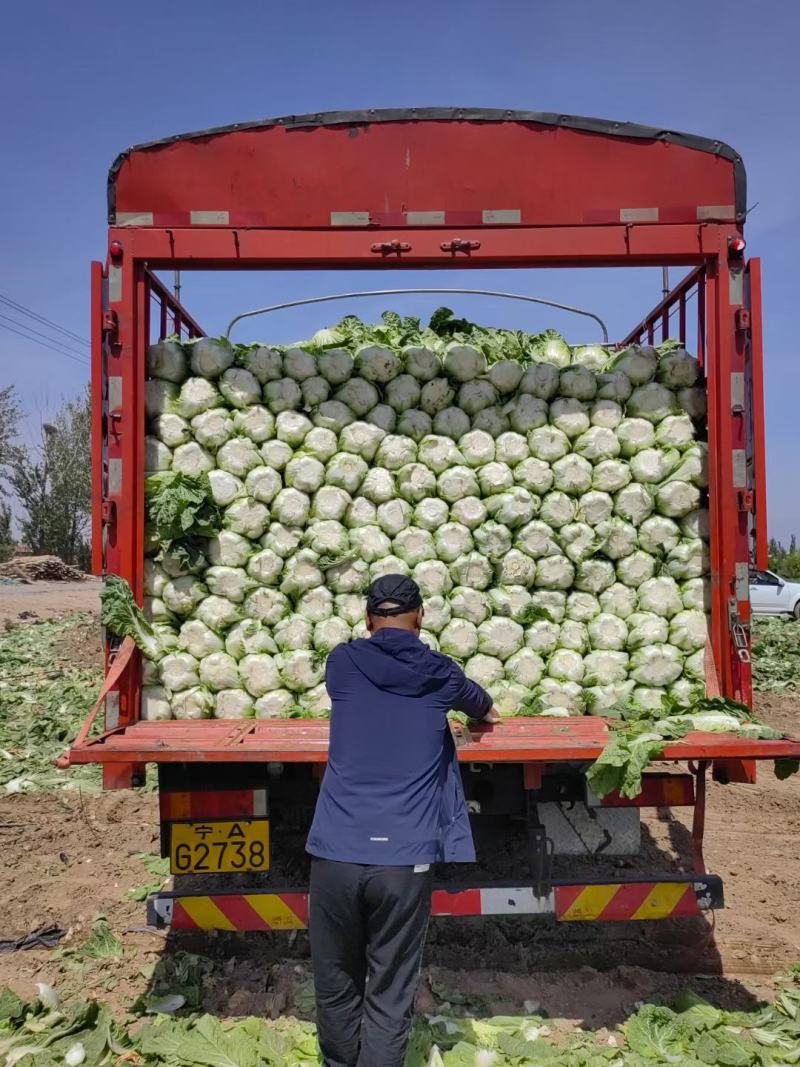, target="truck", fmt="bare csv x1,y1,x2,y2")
65,108,800,933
